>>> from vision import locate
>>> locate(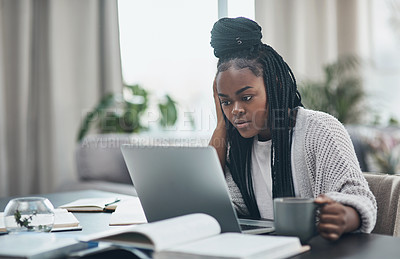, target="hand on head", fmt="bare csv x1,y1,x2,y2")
315,194,361,241
213,77,225,128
